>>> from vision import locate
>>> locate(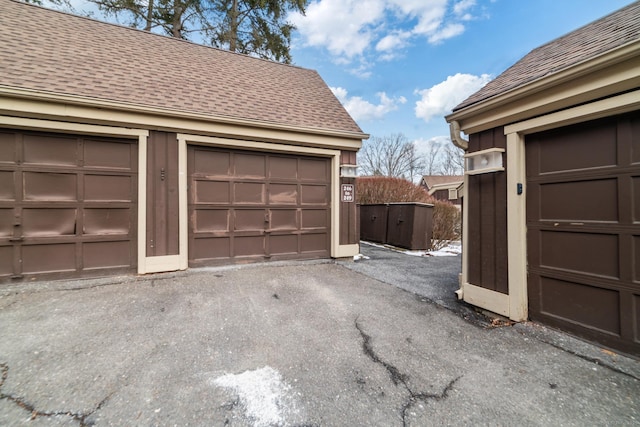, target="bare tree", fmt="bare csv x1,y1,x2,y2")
358,133,426,182
423,139,443,176
438,143,465,175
